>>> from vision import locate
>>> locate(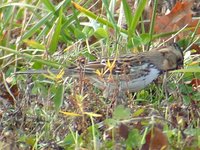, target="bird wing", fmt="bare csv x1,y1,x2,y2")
80,53,157,82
